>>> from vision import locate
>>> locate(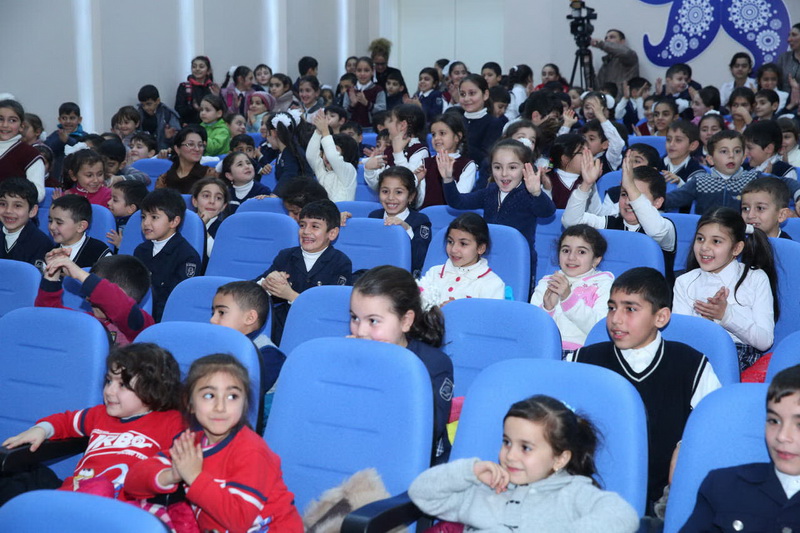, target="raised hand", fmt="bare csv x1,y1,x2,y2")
562,108,578,129
580,147,603,187
523,163,544,196
435,152,453,181
693,286,728,321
